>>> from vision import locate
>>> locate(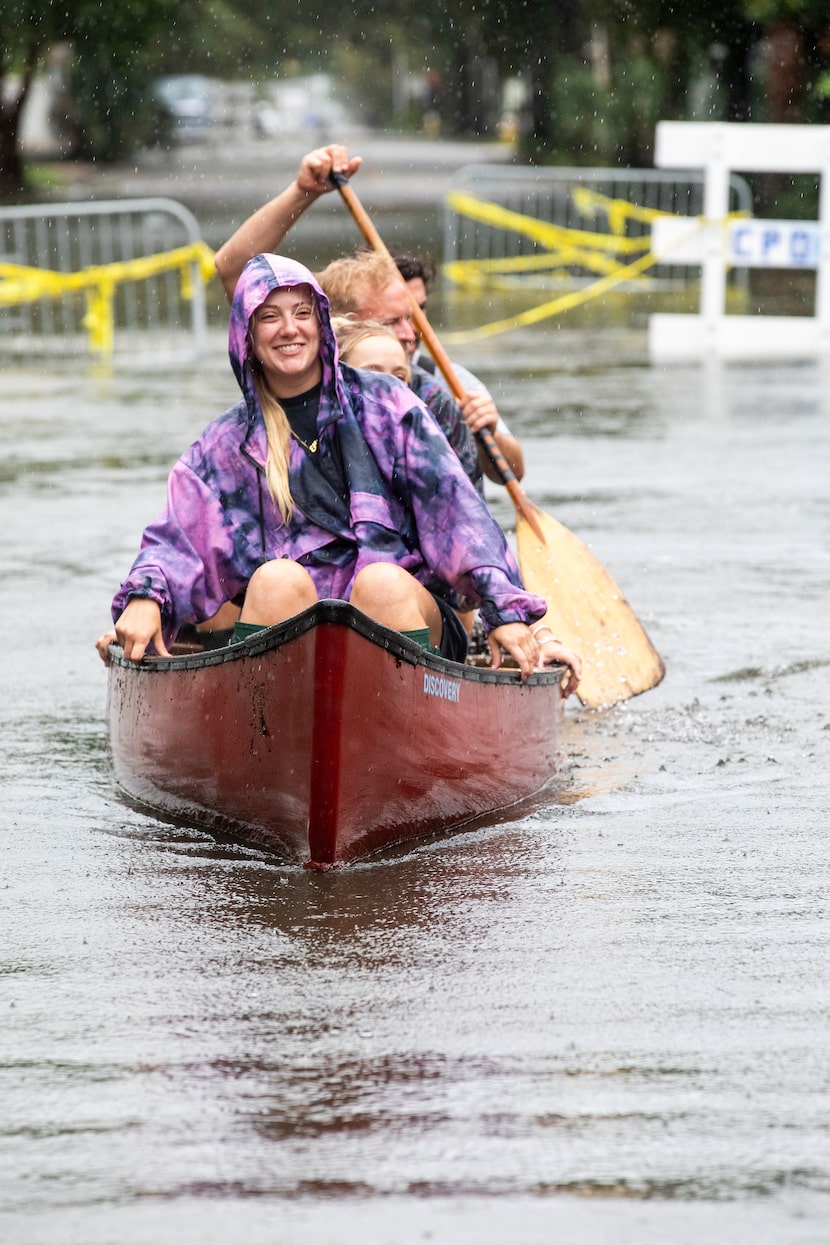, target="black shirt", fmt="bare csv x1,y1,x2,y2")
282,382,322,452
